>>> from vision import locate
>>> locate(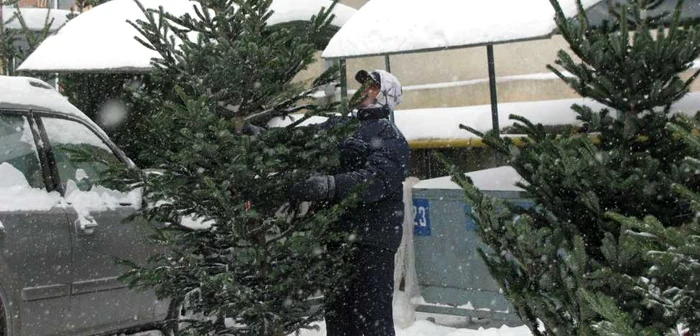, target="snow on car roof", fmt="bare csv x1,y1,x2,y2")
322,0,603,59
0,75,89,120
18,0,357,72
